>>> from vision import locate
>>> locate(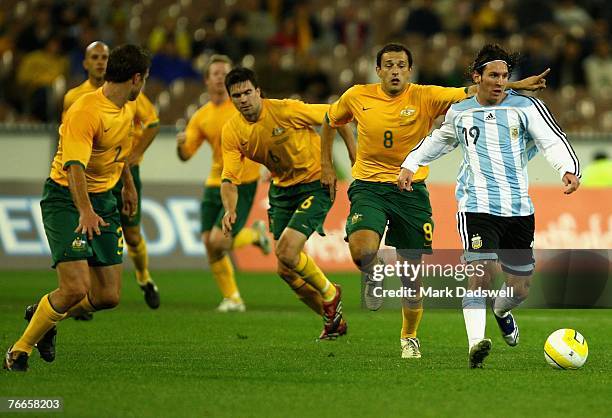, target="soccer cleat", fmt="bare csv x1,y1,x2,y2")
400,337,422,359
469,338,492,369
216,298,246,313
493,311,519,346
252,220,271,255
140,280,160,309
318,284,347,340
24,304,56,363
3,347,29,372
73,312,94,321
363,273,383,311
